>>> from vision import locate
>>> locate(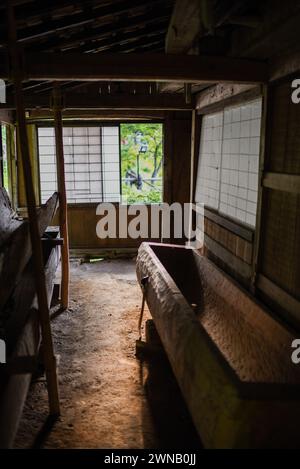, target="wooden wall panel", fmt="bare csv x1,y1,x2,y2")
260,189,300,300
164,111,192,205
202,215,253,288
256,79,300,327
204,218,252,265
17,124,39,207
53,204,159,250
266,82,300,174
